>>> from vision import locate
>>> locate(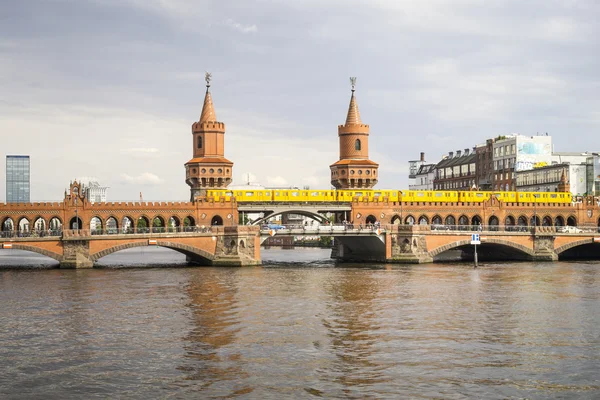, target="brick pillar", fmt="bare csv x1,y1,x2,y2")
532,234,558,261
61,239,94,268
212,226,261,266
